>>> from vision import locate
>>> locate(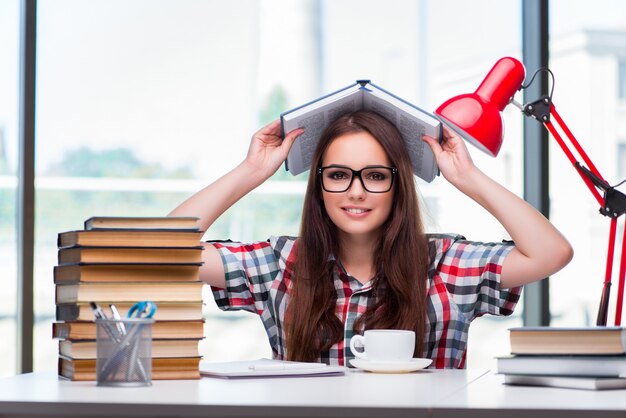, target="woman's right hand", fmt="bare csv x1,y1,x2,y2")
244,120,304,179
